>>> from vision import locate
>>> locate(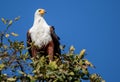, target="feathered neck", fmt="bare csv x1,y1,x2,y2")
32,14,49,27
